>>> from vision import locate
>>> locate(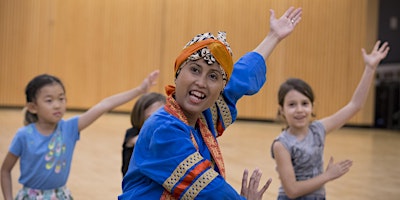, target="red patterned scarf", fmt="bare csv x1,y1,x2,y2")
160,87,226,199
